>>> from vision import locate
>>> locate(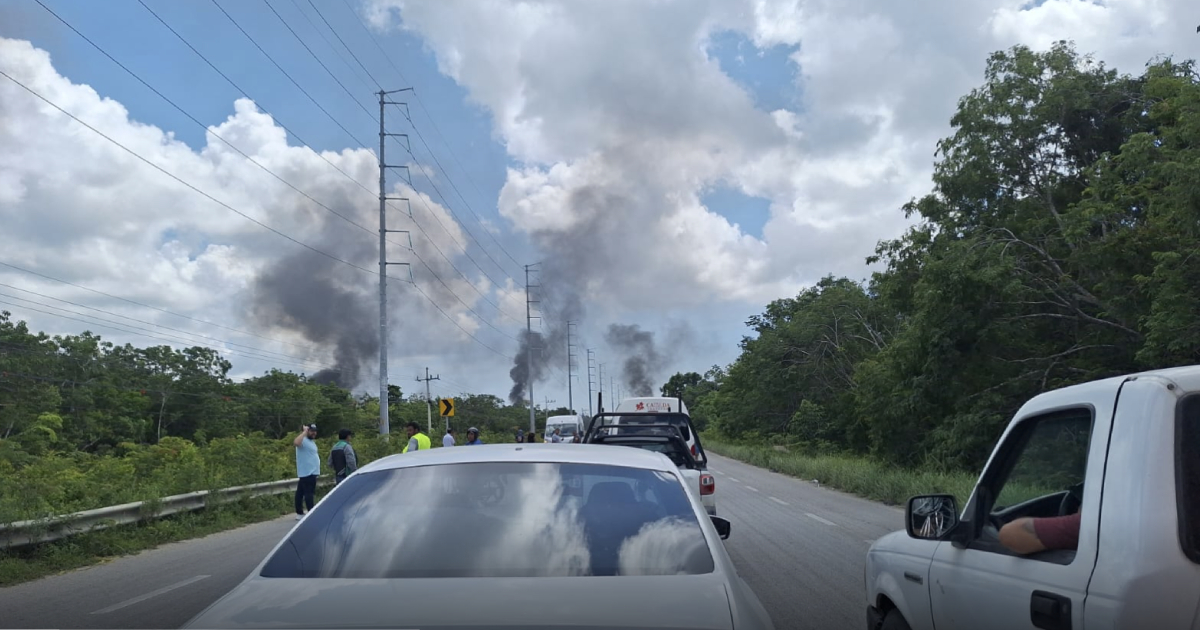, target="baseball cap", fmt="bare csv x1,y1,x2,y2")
306,424,318,431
